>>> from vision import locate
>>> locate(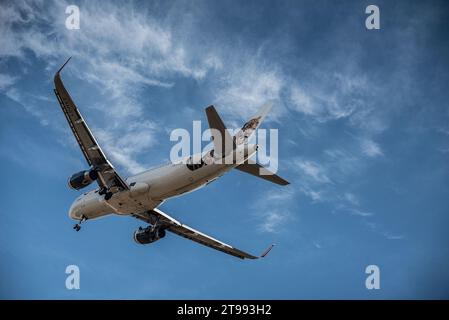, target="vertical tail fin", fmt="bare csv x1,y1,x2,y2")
234,102,272,146
204,102,273,155
205,105,234,156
